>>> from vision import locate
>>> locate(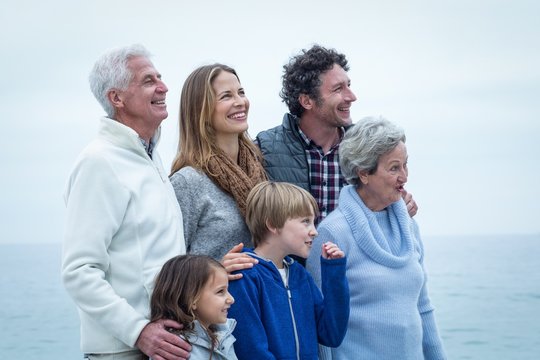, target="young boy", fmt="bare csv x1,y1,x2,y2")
228,181,349,359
